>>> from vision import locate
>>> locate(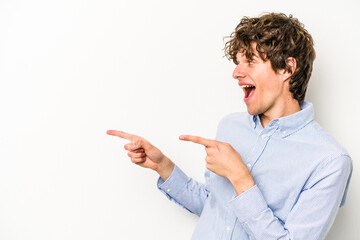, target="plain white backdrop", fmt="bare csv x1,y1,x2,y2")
0,0,359,239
